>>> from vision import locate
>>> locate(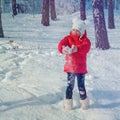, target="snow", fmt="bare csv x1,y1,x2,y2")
0,11,120,120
